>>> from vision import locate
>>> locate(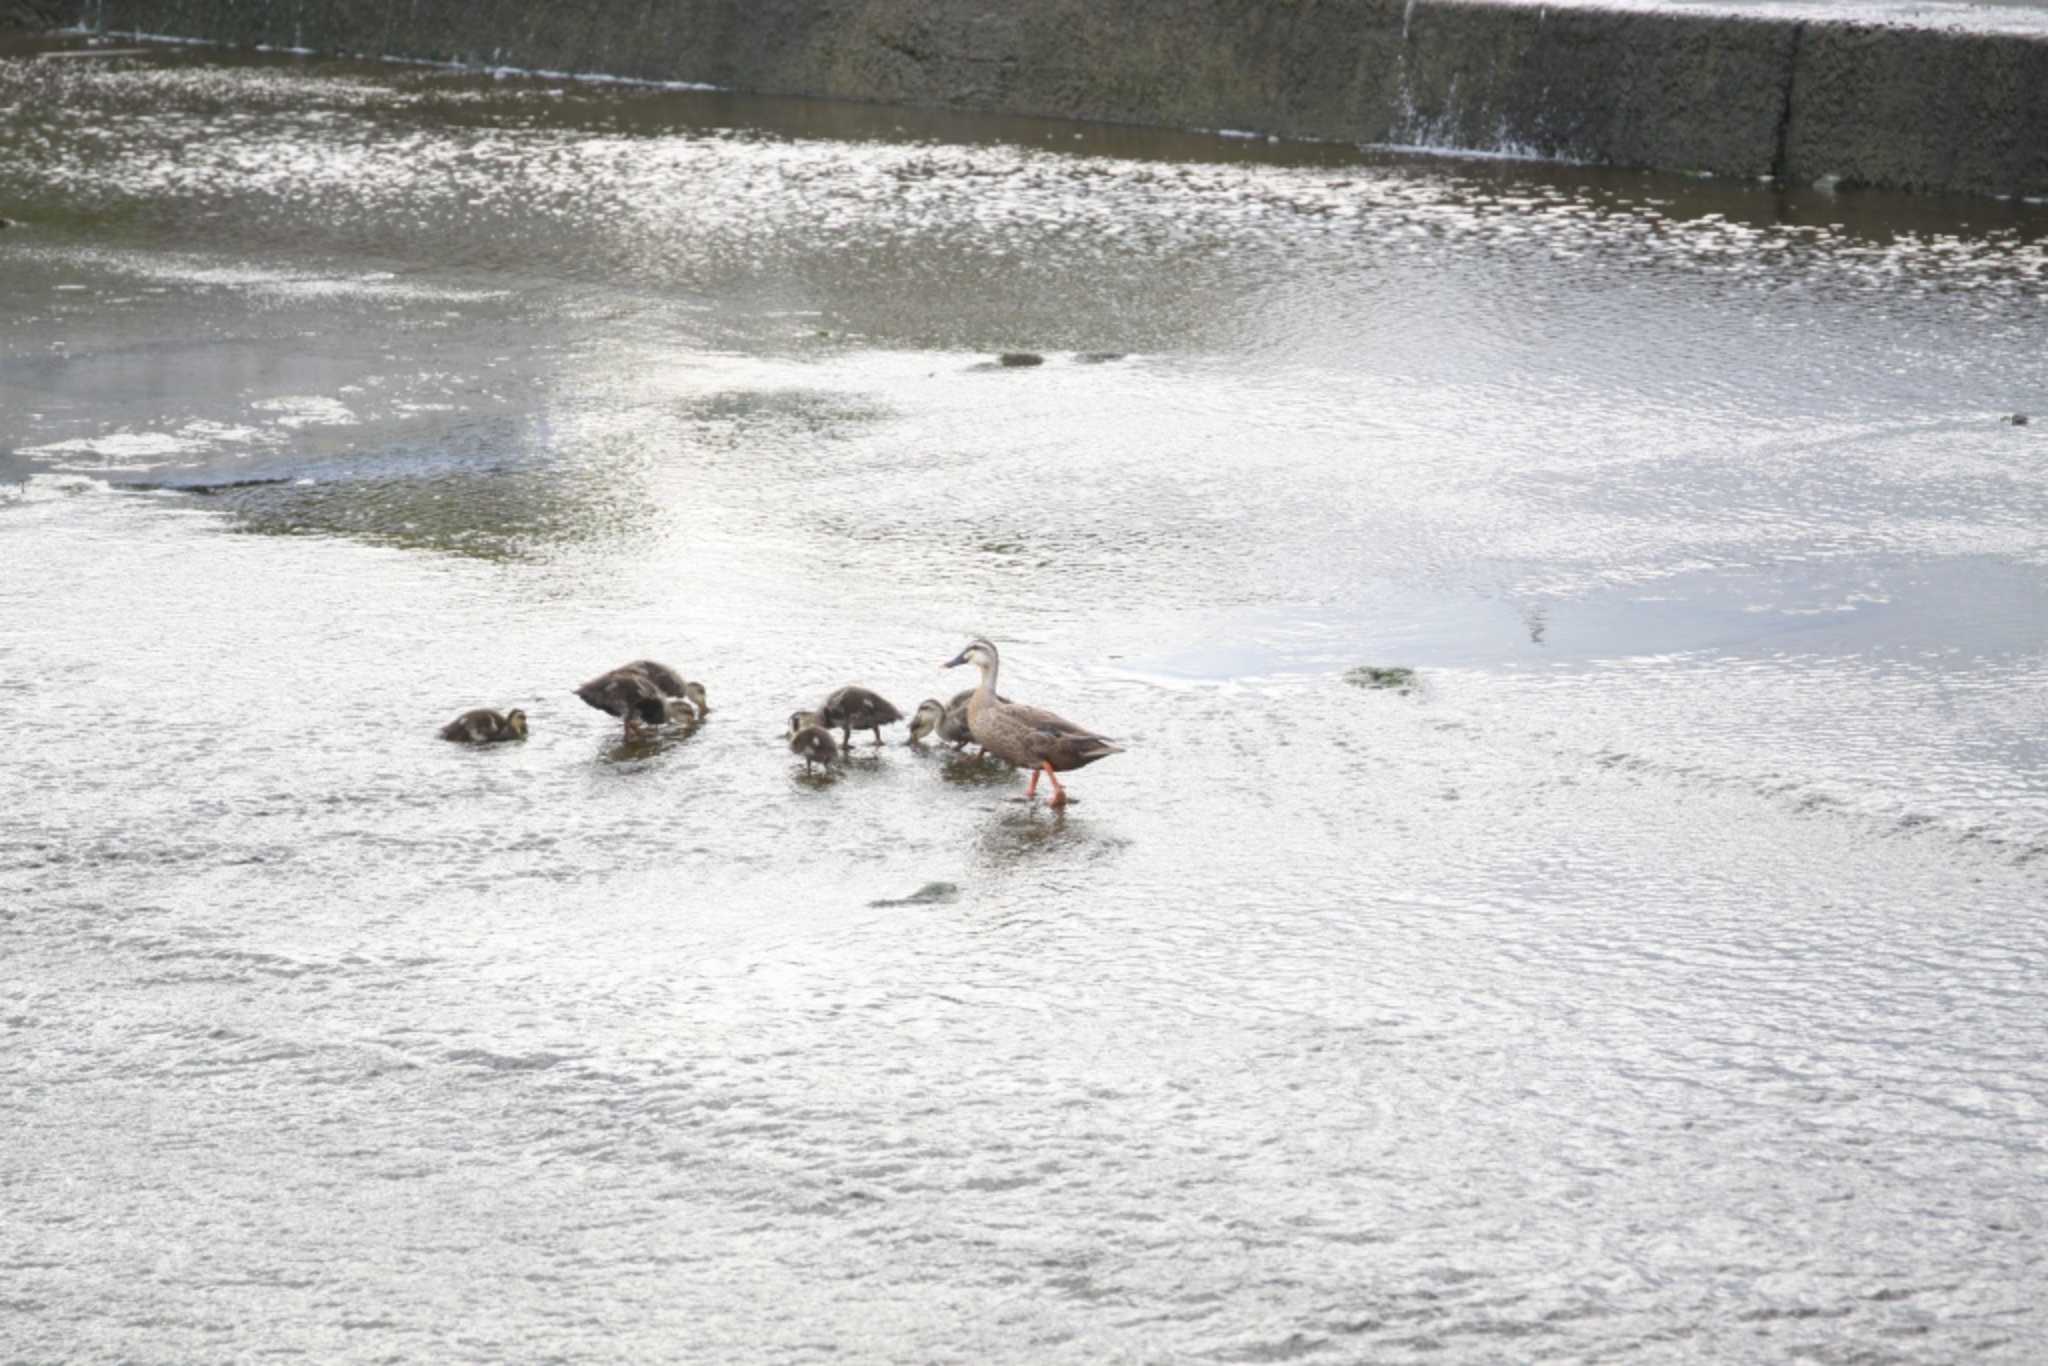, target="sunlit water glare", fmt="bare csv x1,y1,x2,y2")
3,36,2046,1364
